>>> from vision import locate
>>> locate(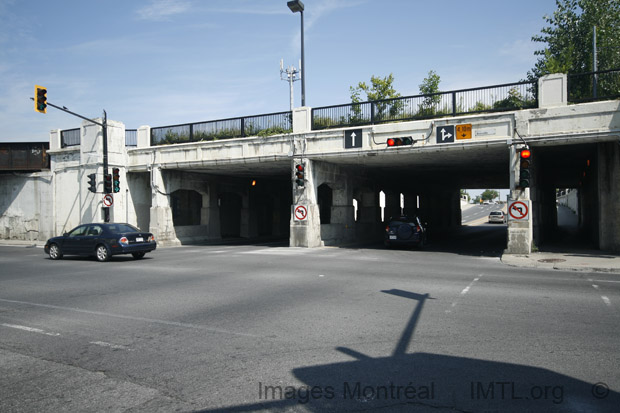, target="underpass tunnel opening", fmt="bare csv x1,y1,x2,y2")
171,189,202,226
